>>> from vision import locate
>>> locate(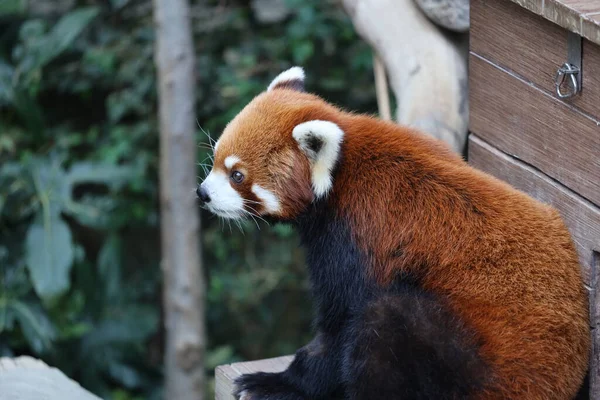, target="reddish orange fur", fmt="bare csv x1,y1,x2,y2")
216,88,590,399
